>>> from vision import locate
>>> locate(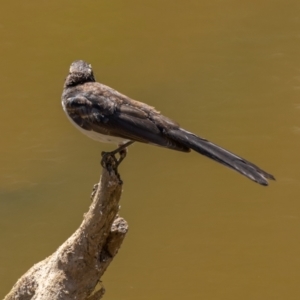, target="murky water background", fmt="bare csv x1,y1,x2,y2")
1,1,300,299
